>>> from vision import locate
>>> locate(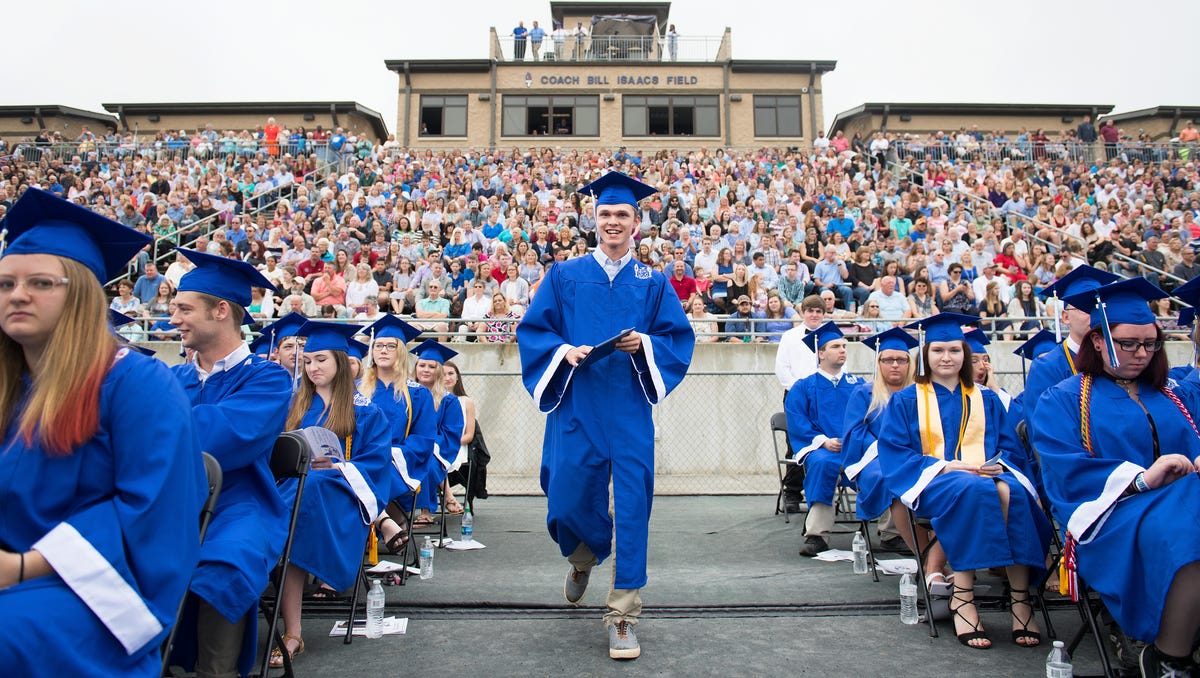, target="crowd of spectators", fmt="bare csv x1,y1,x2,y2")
2,117,1198,345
